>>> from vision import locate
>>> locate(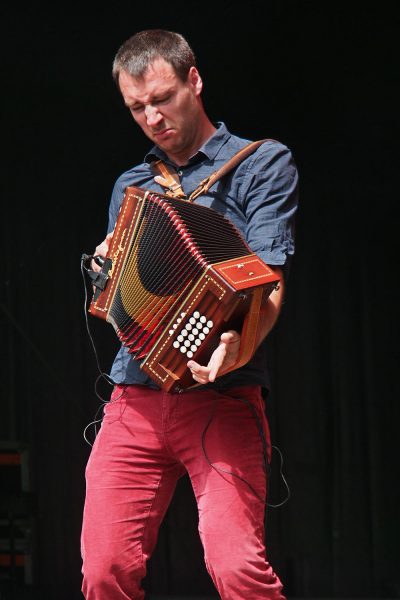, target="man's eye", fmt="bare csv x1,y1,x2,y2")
130,105,144,113
154,96,170,105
